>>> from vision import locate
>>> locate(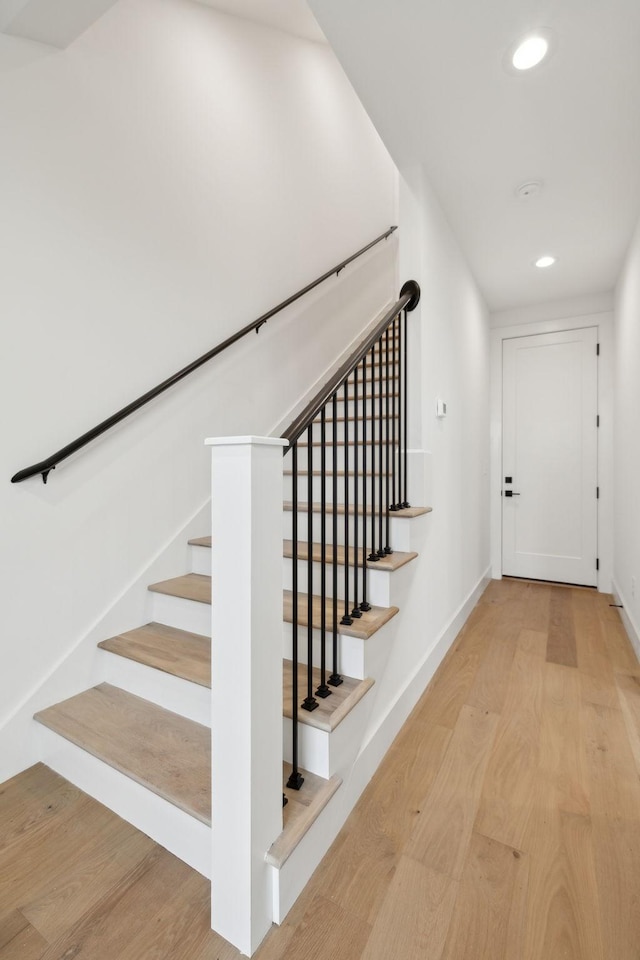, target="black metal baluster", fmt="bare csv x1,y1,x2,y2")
340,381,353,626
360,355,371,611
368,342,380,564
286,443,303,789
377,336,385,558
384,326,393,554
329,393,342,687
316,407,330,698
390,315,399,512
402,308,410,508
351,365,362,618
397,313,404,509
302,428,318,713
